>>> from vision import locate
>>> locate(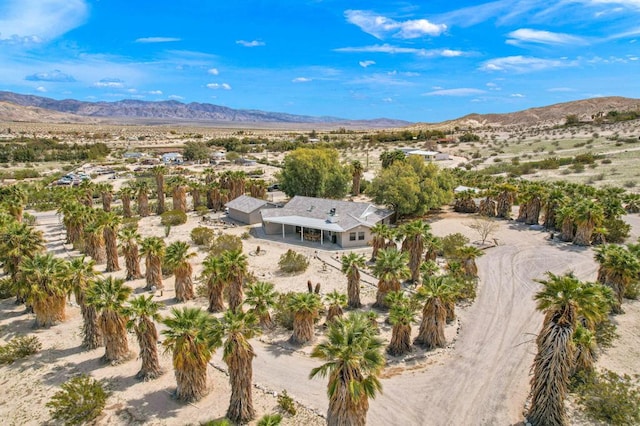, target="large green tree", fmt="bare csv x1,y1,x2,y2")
278,148,349,199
